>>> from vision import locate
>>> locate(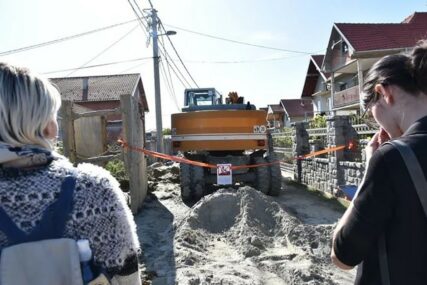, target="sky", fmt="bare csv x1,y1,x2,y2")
0,0,426,131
